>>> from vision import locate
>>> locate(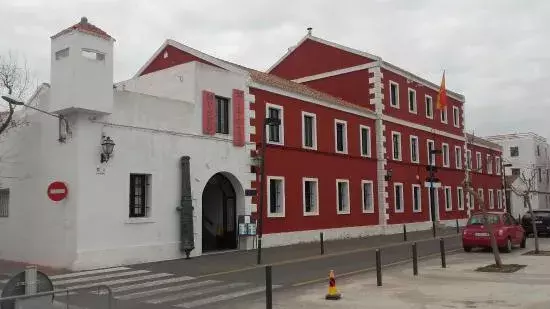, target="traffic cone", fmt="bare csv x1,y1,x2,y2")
325,270,341,300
